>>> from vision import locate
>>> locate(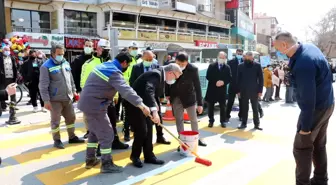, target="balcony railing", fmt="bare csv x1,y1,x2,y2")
12,27,51,33
111,22,230,44
65,27,98,36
